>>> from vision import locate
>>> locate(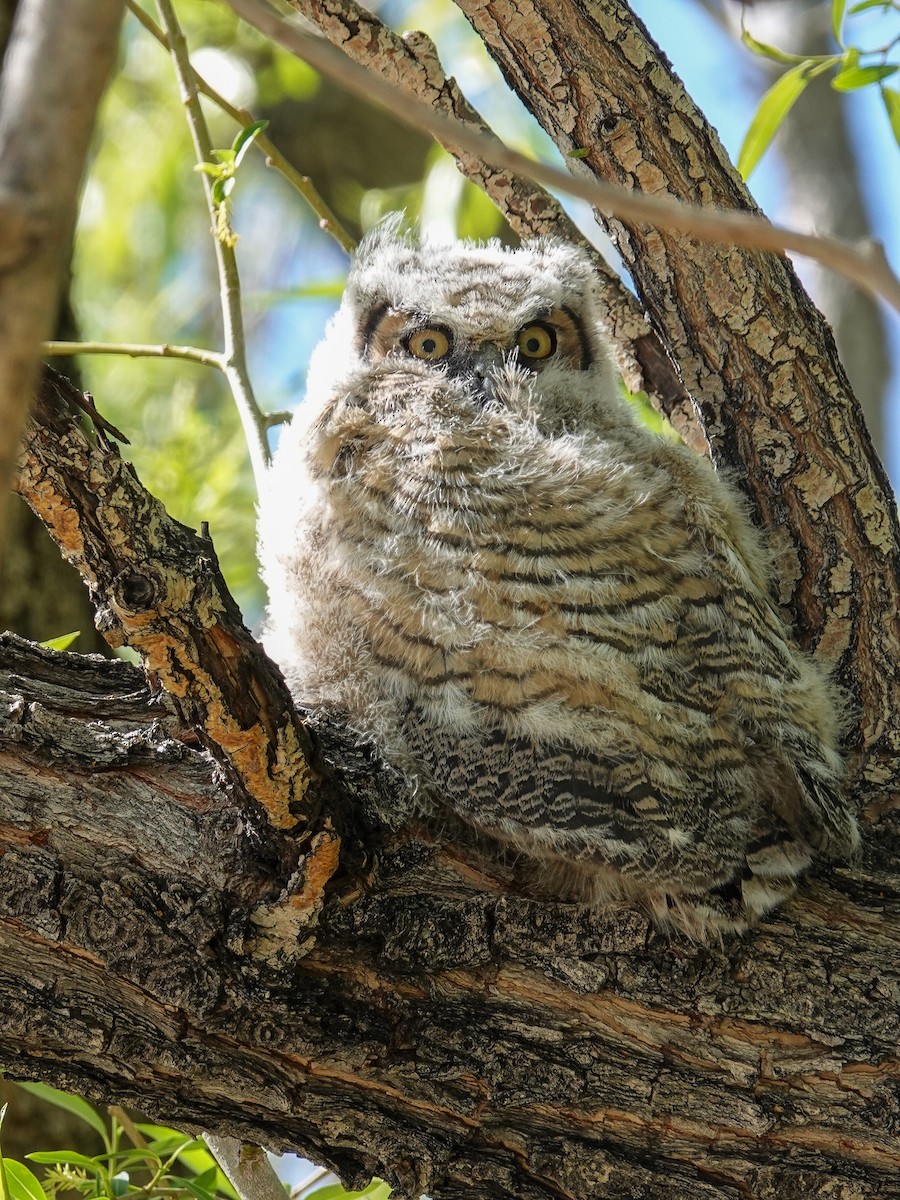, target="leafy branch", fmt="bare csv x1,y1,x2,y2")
0,1085,239,1200
124,0,355,254
739,0,900,176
